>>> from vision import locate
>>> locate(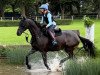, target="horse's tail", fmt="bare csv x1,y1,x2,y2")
78,35,96,57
